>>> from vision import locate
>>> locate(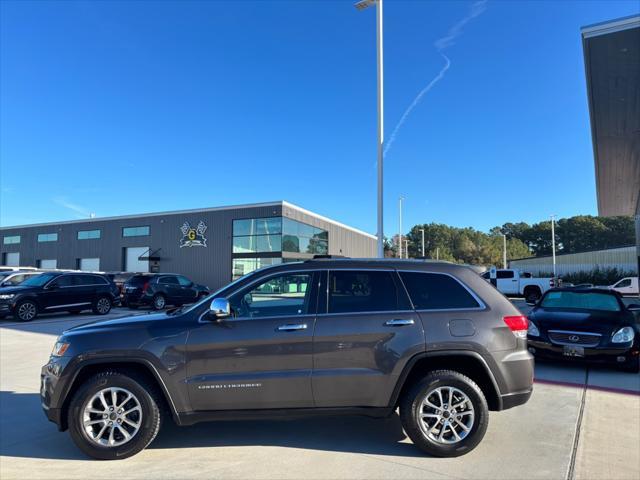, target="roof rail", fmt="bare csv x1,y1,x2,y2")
310,254,349,260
